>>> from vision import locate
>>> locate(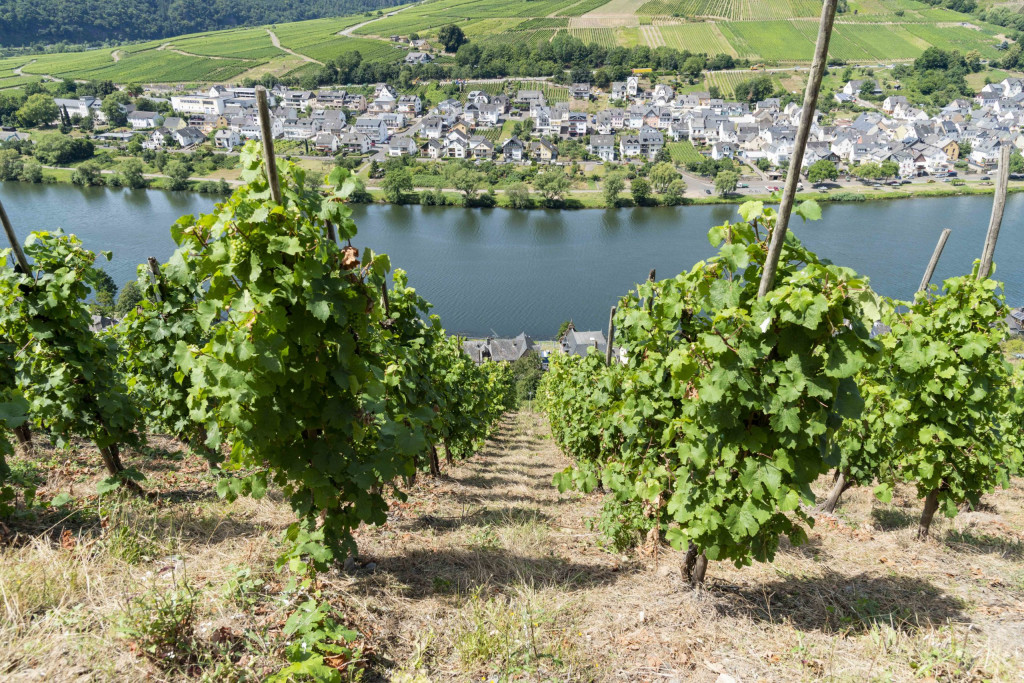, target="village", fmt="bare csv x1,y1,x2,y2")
27,70,1024,186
